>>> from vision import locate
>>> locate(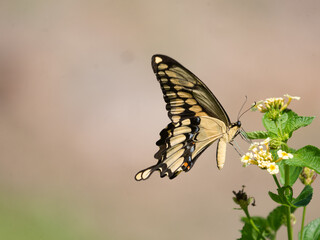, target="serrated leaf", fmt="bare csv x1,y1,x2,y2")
263,115,278,136
284,110,314,138
245,131,269,140
292,185,313,207
277,112,289,130
267,206,287,232
299,218,320,240
283,145,320,174
278,161,302,186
